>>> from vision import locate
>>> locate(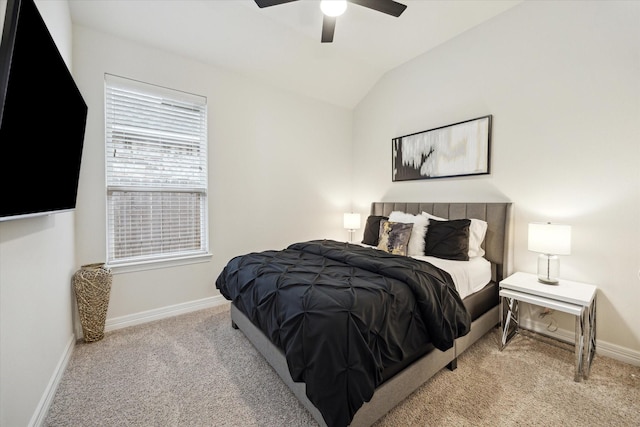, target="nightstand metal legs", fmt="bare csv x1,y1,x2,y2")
575,309,585,381
499,273,598,383
575,296,597,381
499,293,597,382
500,296,519,350
583,295,597,379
